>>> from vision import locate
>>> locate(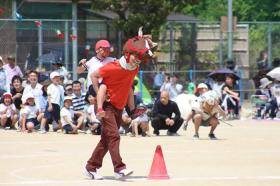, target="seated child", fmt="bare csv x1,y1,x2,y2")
85,94,101,135
21,93,40,133
129,112,150,137
0,92,18,129
60,96,83,134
